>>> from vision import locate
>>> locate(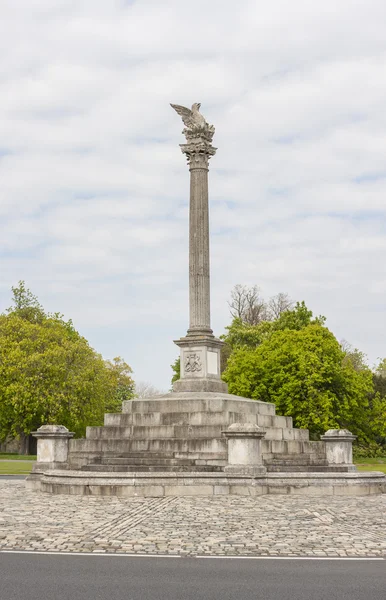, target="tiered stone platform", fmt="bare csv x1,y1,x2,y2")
68,393,327,473
27,392,386,497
